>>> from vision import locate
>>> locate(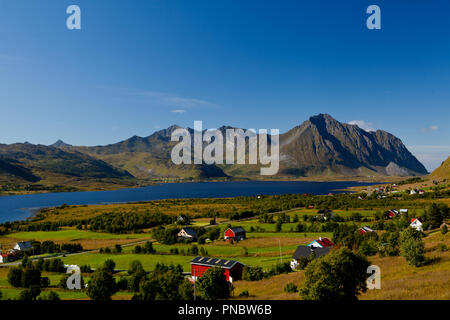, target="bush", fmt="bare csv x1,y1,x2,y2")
401,237,425,267
296,257,309,270
239,290,249,297
284,282,298,293
441,224,448,235
242,266,264,281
